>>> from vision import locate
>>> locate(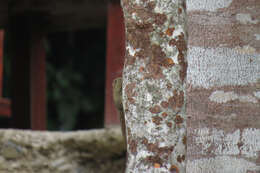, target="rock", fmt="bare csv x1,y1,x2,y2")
0,127,126,173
